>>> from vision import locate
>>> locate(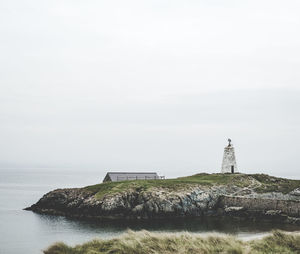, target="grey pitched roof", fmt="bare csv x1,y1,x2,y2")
104,172,159,182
